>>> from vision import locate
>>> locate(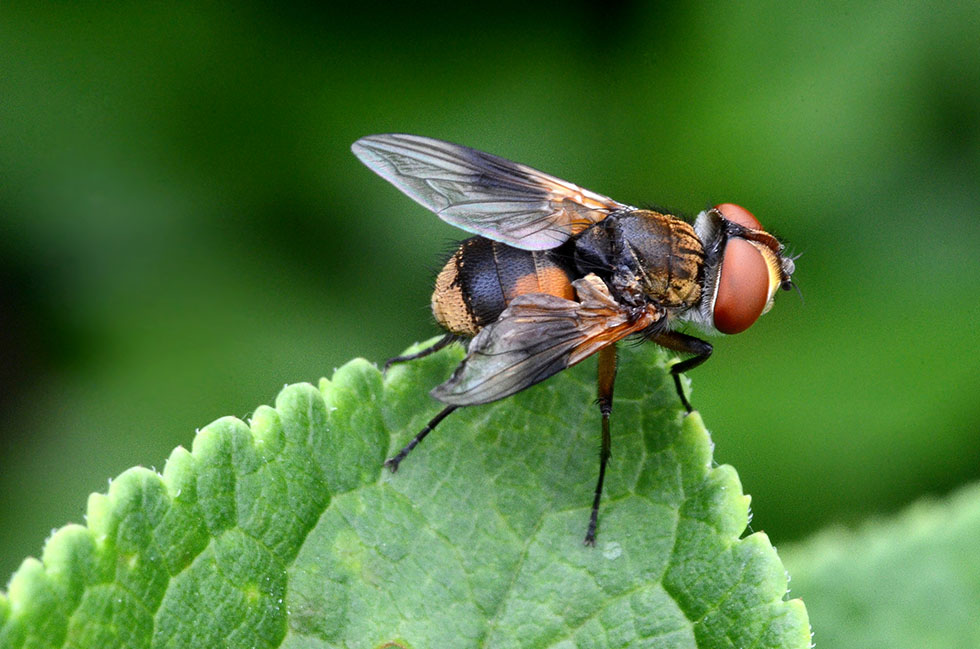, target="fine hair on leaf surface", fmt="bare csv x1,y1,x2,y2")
0,341,809,649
